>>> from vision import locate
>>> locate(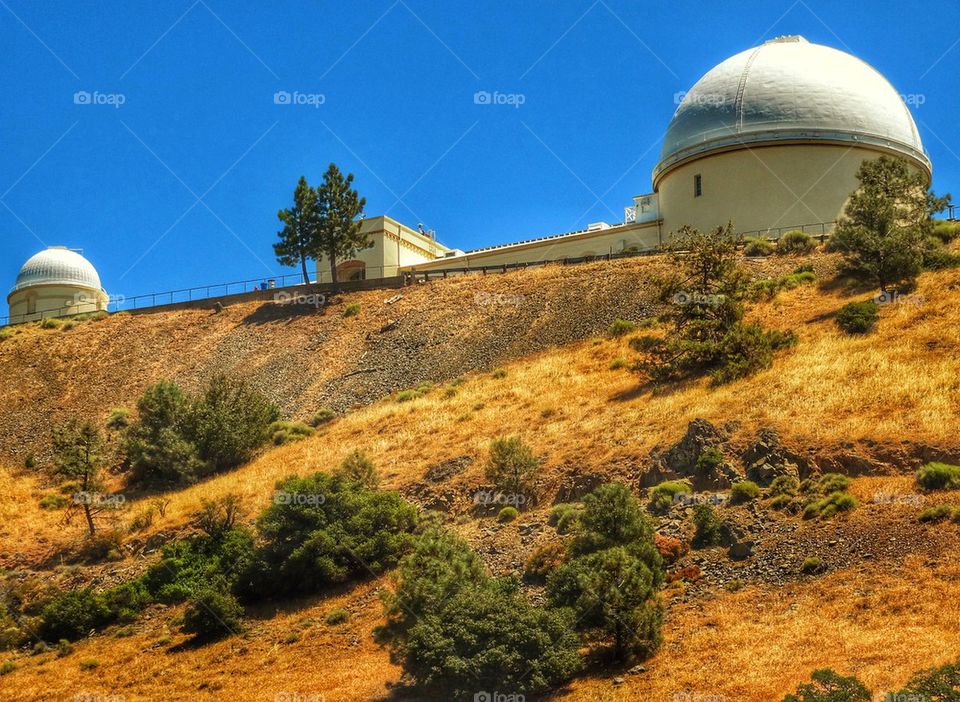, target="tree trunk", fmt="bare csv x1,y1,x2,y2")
329,249,339,287
300,253,310,285
83,504,96,536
